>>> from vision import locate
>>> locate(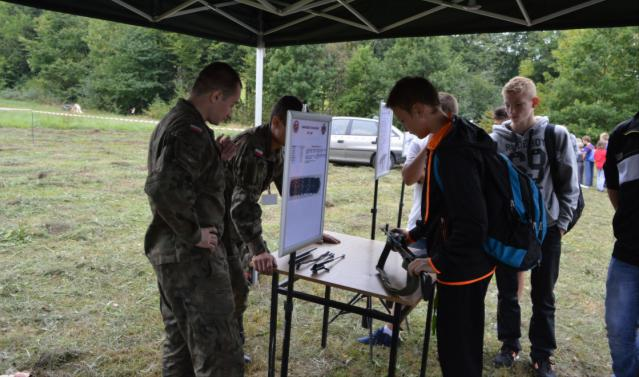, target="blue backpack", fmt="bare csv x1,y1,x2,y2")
433,152,547,271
